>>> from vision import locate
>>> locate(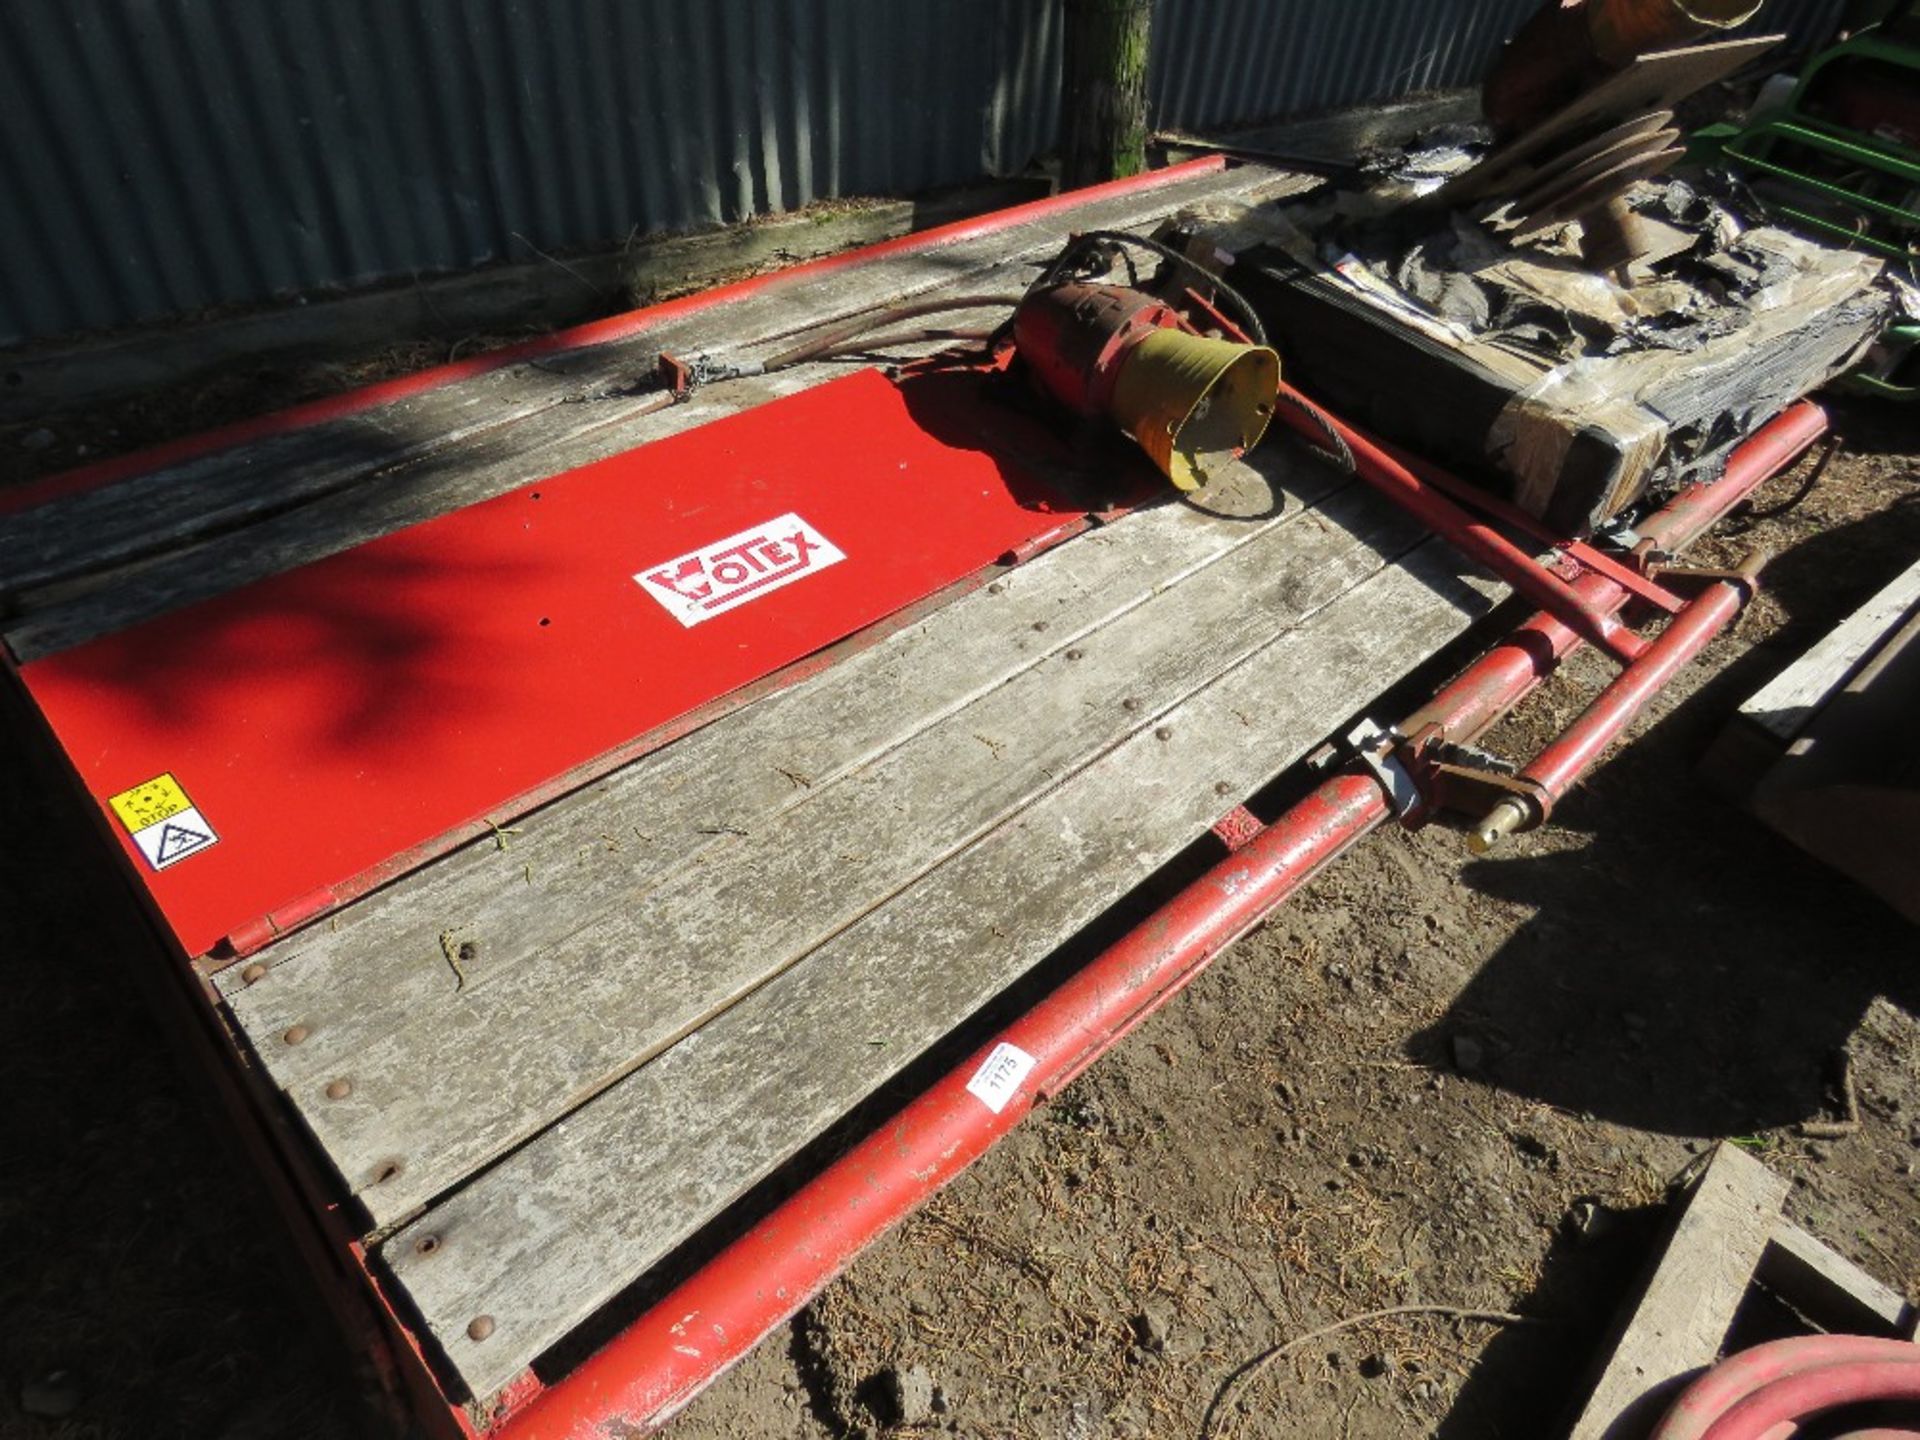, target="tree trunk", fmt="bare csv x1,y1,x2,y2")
1060,0,1154,191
